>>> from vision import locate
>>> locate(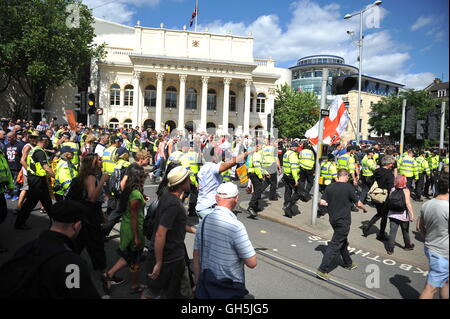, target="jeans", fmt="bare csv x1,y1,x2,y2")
360,175,374,203
415,173,425,200
318,222,353,273
387,218,412,252
9,170,20,197
366,202,388,235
